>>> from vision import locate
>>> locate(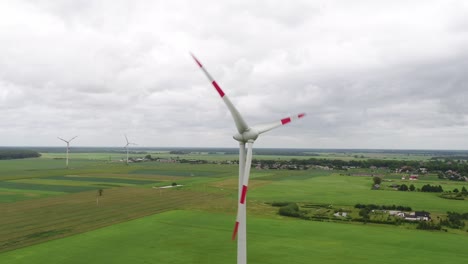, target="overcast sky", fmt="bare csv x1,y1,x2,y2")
1,0,468,149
